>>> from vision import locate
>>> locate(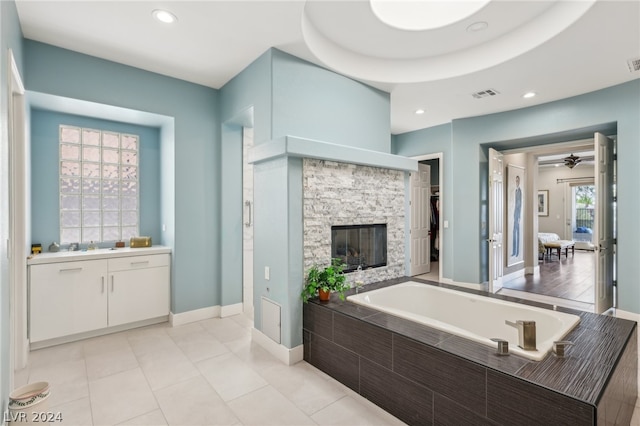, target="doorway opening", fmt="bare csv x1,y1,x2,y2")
410,153,443,282
496,135,616,313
